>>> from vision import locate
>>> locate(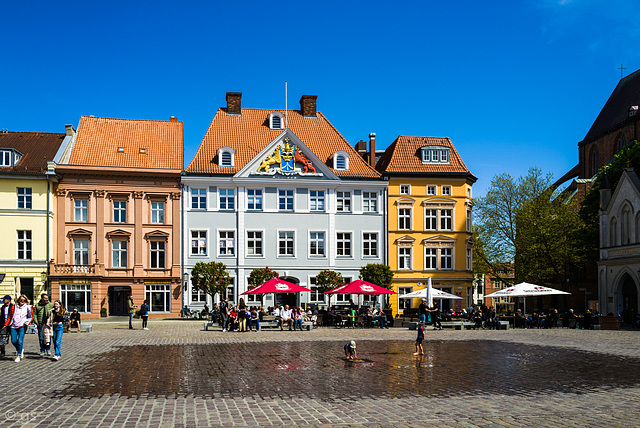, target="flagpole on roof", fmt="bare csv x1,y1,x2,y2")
285,81,288,129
